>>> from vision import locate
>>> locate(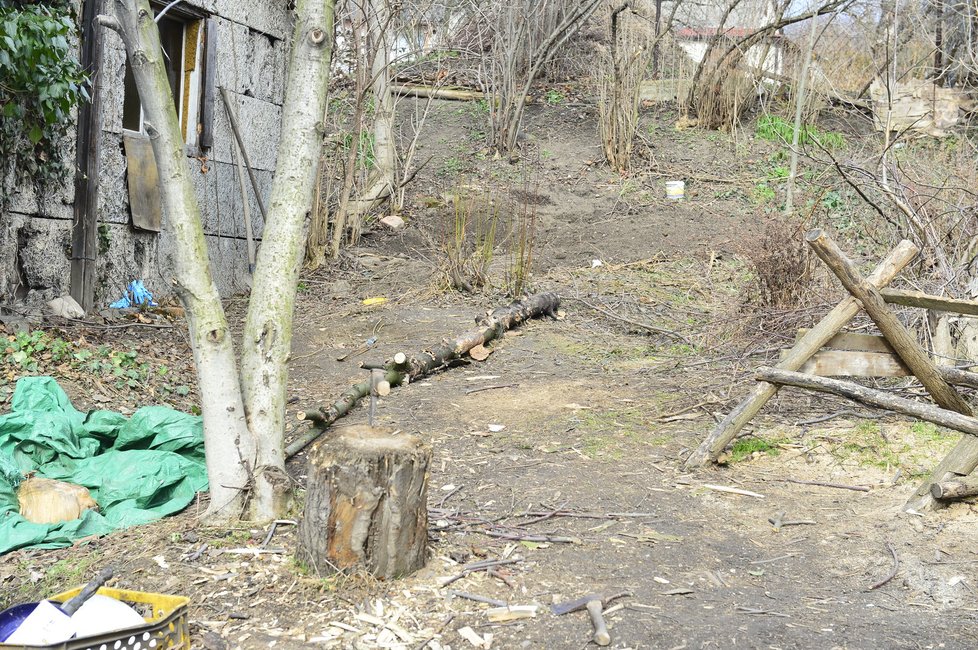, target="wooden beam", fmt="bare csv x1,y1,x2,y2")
757,367,978,437
796,330,895,354
197,17,218,150
683,239,919,468
881,288,978,318
70,0,105,312
796,350,910,377
806,229,972,416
